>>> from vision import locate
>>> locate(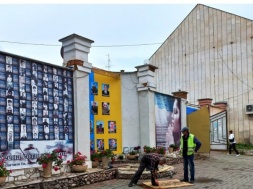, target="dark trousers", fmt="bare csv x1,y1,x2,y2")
183,154,195,181
130,156,157,185
229,143,239,154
